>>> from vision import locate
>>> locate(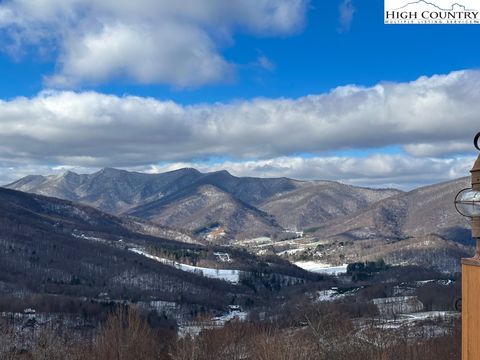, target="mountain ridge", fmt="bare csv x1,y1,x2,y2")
5,167,403,240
